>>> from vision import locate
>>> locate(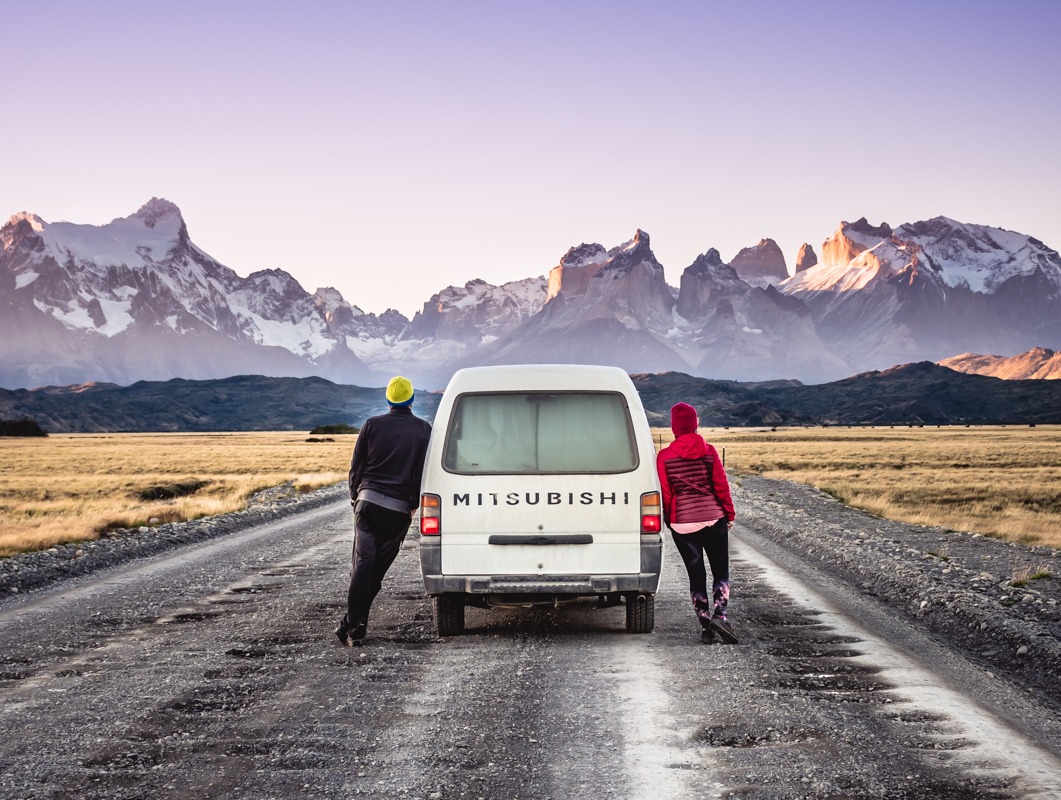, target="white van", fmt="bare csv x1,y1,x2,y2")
418,364,663,636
